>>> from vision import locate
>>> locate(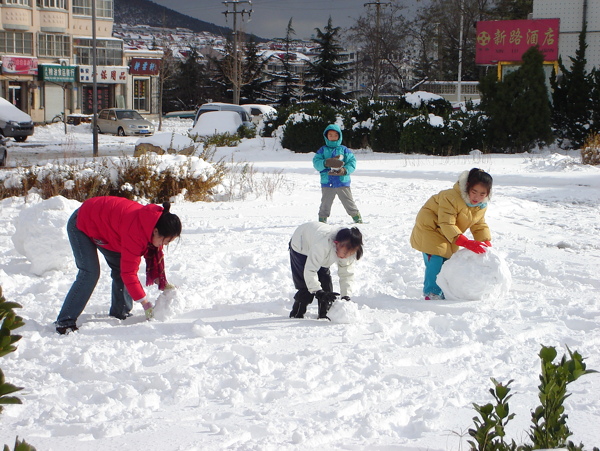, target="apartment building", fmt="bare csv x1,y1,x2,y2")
0,0,160,123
